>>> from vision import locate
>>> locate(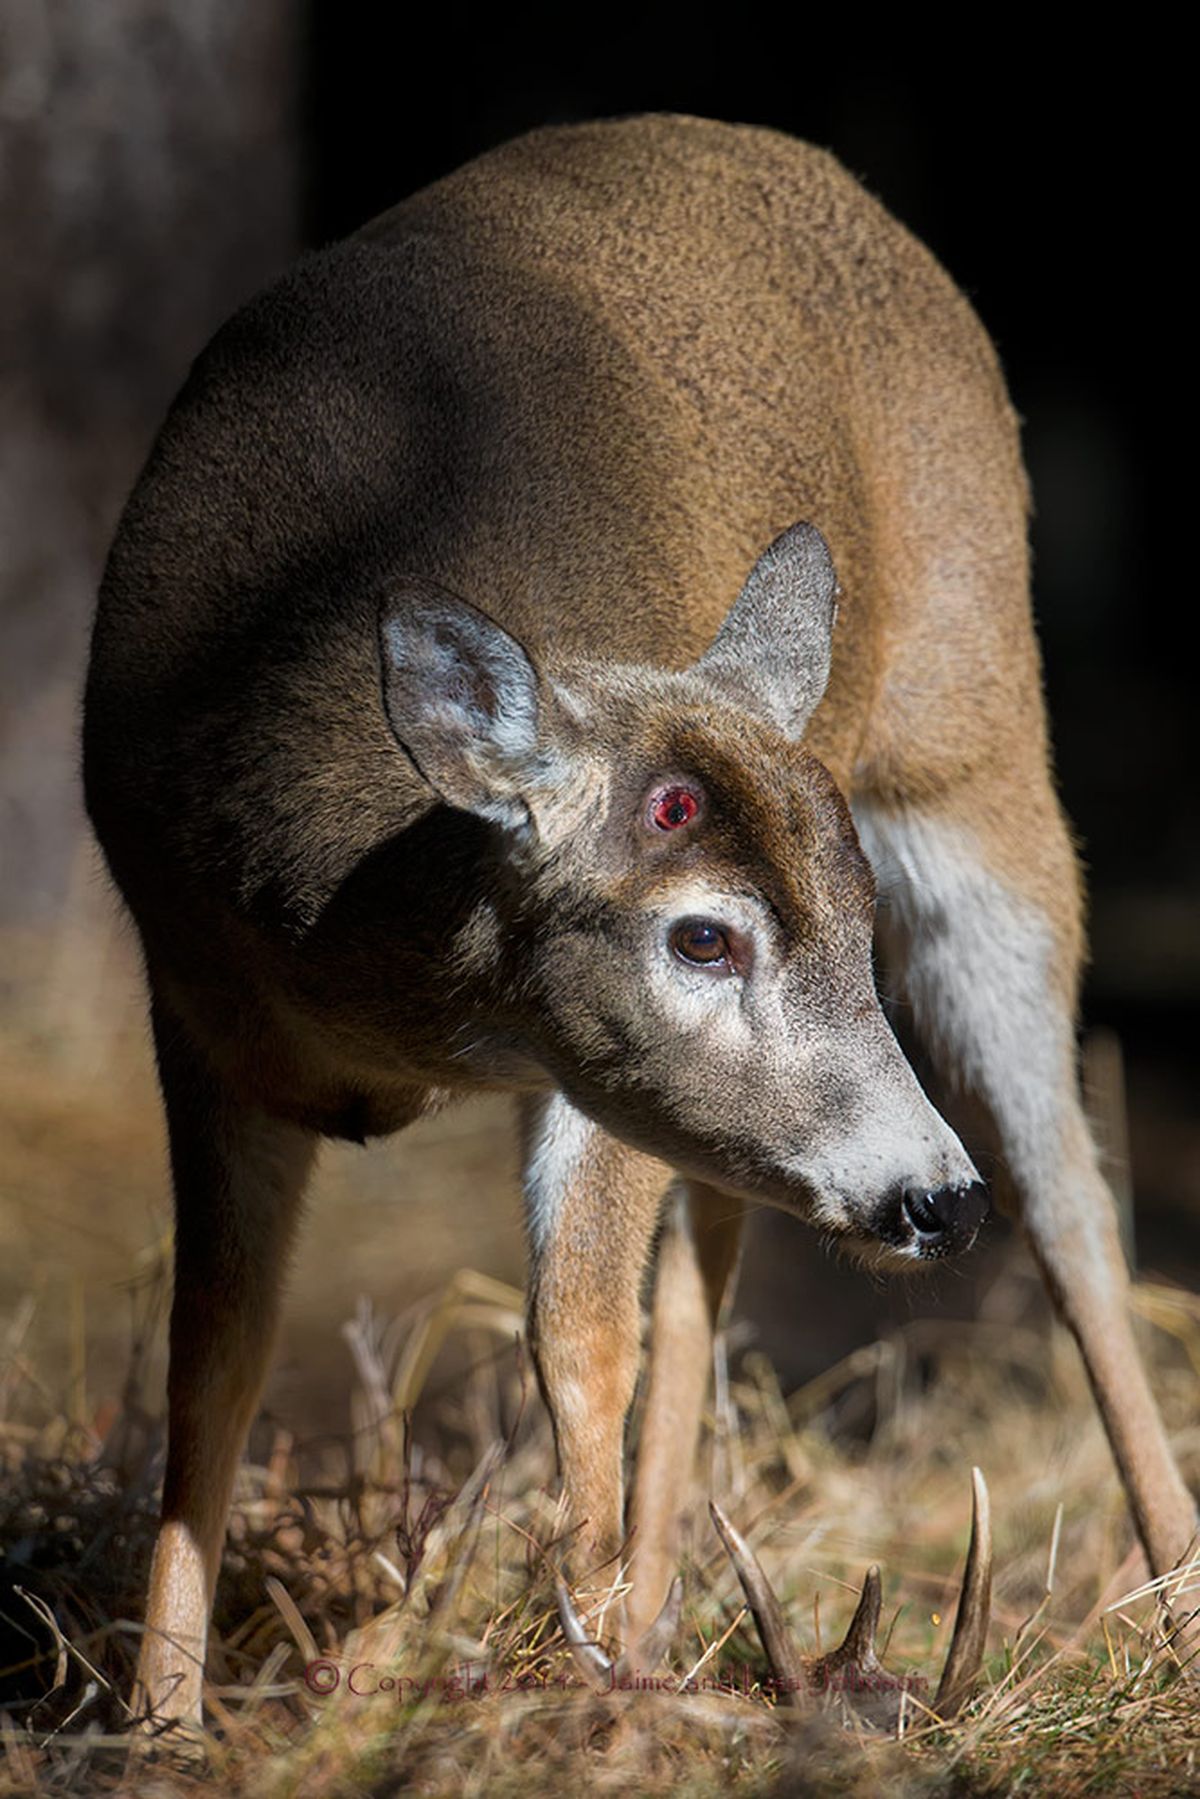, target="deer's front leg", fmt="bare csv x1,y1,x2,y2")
523,1092,671,1587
